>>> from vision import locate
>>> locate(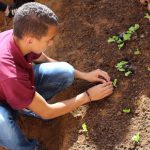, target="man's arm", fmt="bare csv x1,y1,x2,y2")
27,91,89,119
34,53,111,83
27,82,113,120
74,69,111,83
33,52,57,63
